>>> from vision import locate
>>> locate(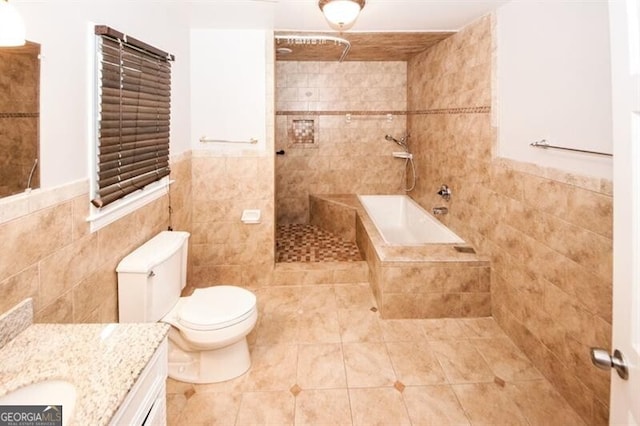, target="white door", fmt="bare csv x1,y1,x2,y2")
610,0,640,423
